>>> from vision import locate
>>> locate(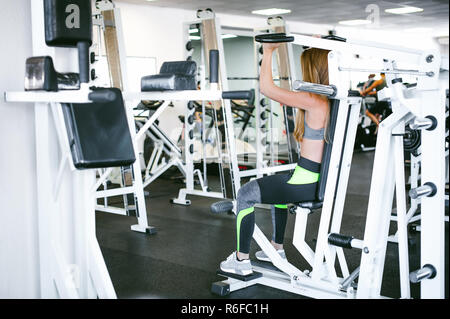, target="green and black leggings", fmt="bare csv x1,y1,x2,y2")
236,156,320,254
